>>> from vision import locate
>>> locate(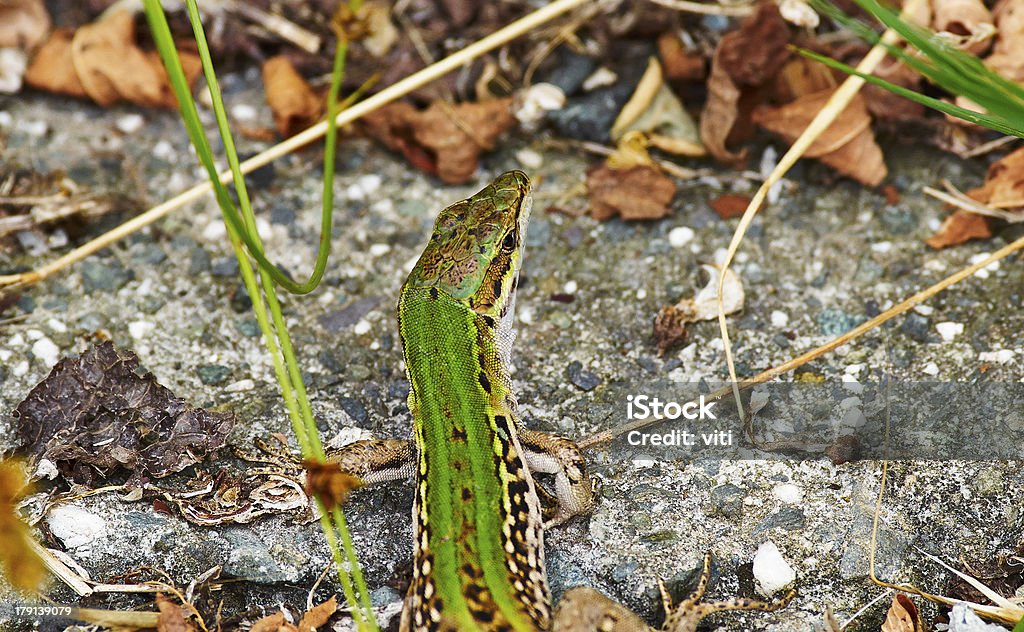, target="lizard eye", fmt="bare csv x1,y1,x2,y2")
501,232,517,251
